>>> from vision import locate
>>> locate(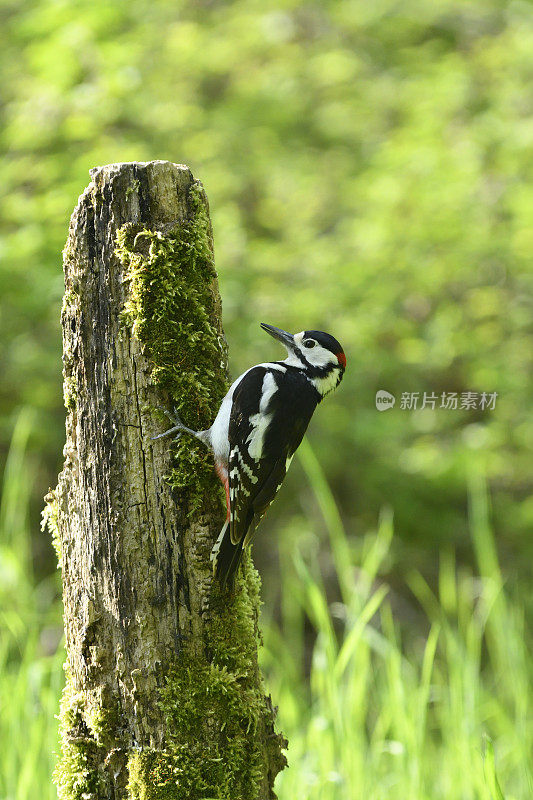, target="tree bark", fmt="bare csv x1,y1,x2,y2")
46,161,286,800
